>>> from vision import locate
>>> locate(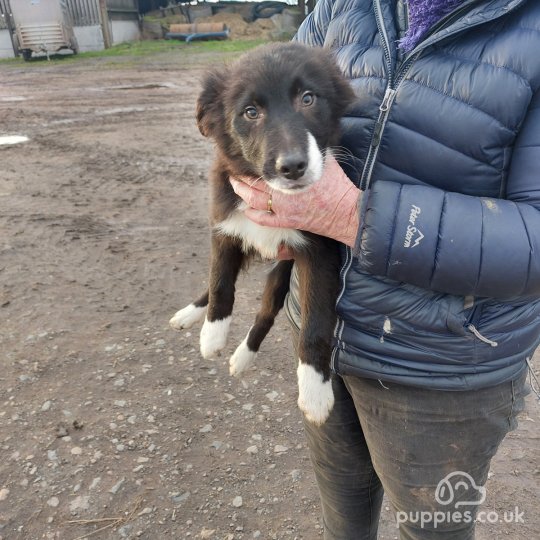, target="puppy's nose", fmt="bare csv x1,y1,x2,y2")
276,152,307,180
